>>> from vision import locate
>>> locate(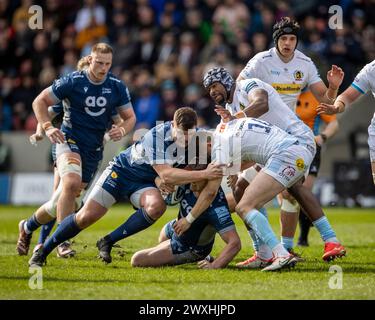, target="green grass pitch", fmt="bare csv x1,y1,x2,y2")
0,205,374,300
